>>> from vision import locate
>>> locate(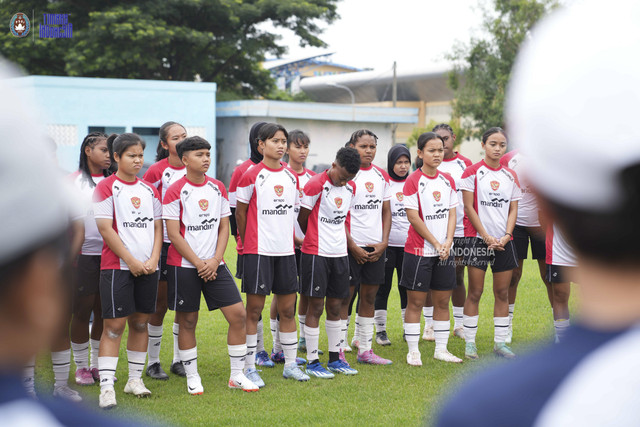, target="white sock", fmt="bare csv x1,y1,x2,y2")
509,304,515,327
452,306,464,329
374,309,387,333
299,314,307,339
434,320,450,352
358,316,374,353
405,323,420,353
494,317,510,343
304,324,320,362
270,318,282,353
401,308,406,329
463,315,479,344
71,341,90,370
127,350,146,380
51,349,71,387
422,306,434,329
554,319,570,343
280,331,298,366
245,334,257,370
179,347,198,378
98,356,118,389
172,323,180,364
256,318,265,353
325,319,342,355
340,318,348,350
353,314,361,341
23,357,35,392
228,344,246,379
147,324,163,365
90,339,100,370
